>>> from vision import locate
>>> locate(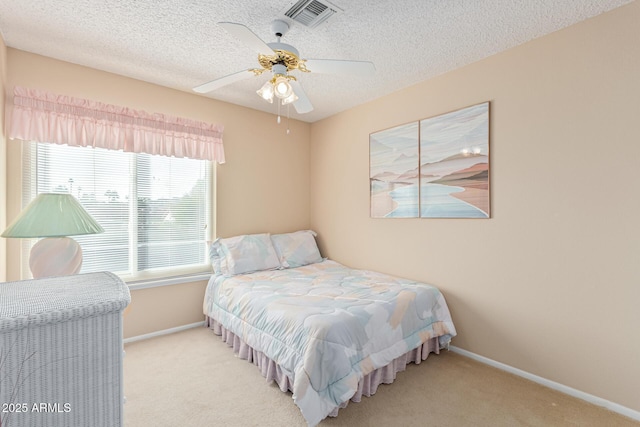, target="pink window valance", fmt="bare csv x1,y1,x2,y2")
9,86,225,164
